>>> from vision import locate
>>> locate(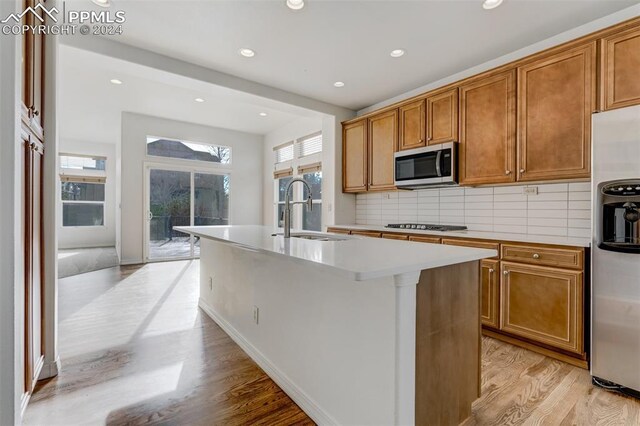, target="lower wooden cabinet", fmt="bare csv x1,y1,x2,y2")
350,230,382,238
481,259,500,329
382,233,408,240
500,262,583,355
